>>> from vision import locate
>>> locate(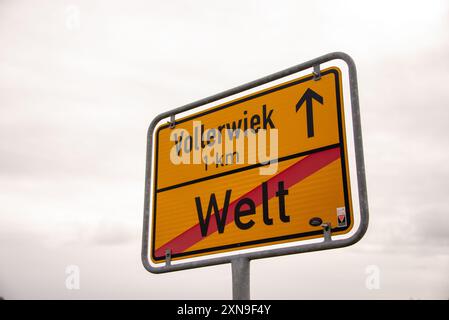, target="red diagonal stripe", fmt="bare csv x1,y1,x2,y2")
155,147,341,258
